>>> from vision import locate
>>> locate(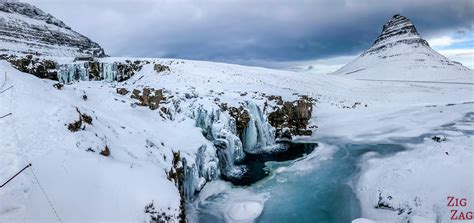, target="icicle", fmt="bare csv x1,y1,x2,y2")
242,102,275,153
196,145,219,181
182,158,196,200
192,106,245,178
182,145,220,201
100,62,117,82
58,64,69,83
57,63,89,83
78,63,89,81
